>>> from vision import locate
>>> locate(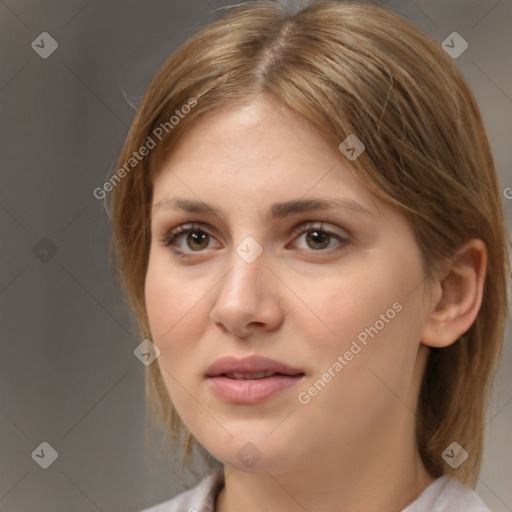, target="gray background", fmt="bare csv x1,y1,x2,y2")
0,0,511,511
